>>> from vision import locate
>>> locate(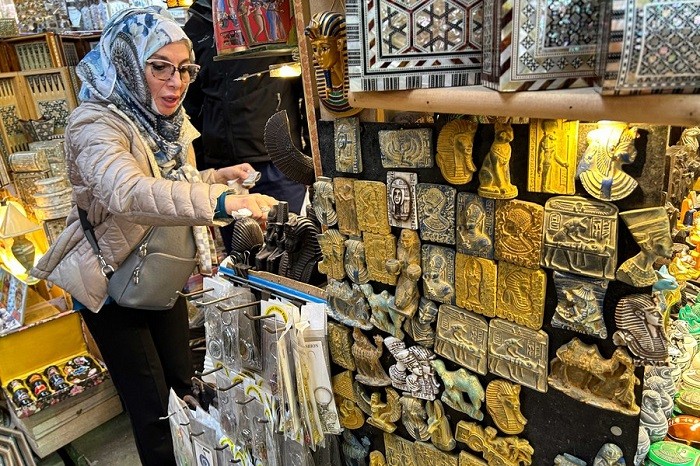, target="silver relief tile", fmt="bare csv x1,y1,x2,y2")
434,304,488,375
335,117,362,173
379,129,433,168
387,171,419,230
